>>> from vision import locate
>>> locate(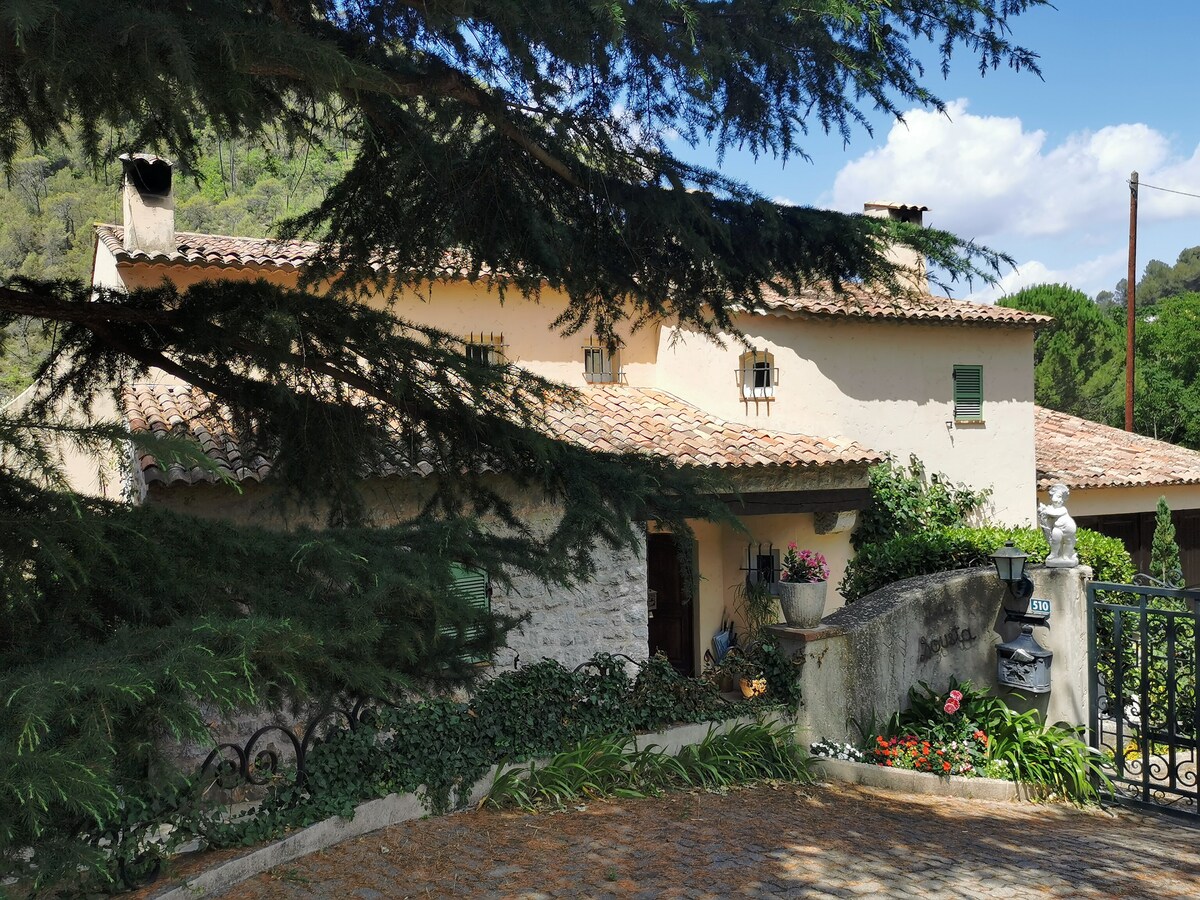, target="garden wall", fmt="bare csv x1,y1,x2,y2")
768,565,1091,745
